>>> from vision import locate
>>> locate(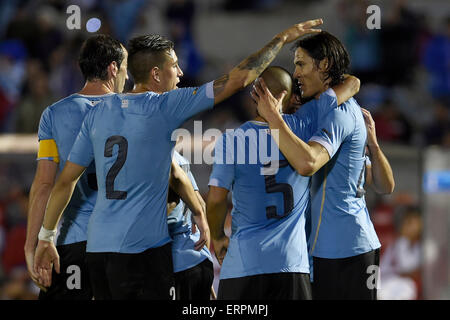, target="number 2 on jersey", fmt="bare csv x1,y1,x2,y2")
104,135,128,200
